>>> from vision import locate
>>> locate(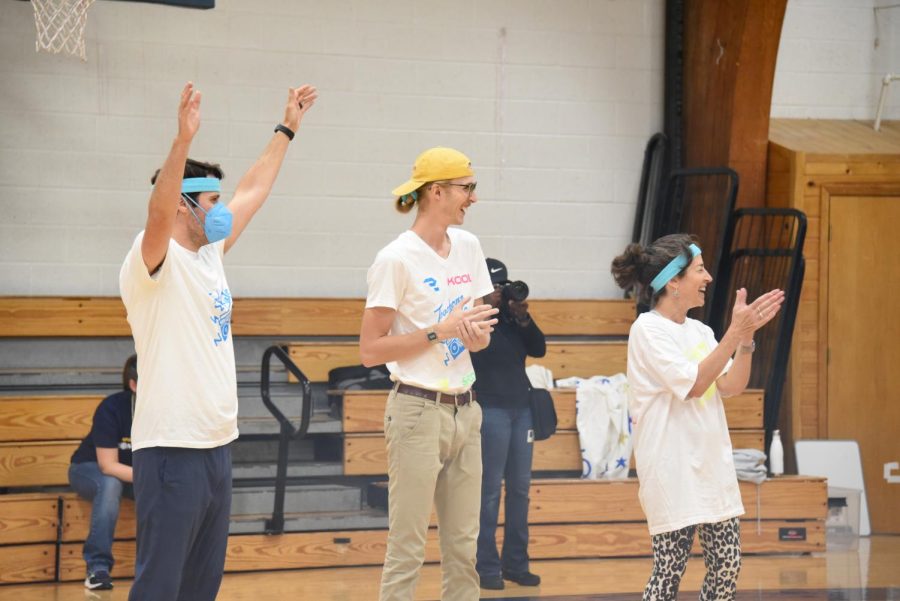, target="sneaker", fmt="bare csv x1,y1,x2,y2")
503,570,541,586
85,570,113,590
479,574,505,590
